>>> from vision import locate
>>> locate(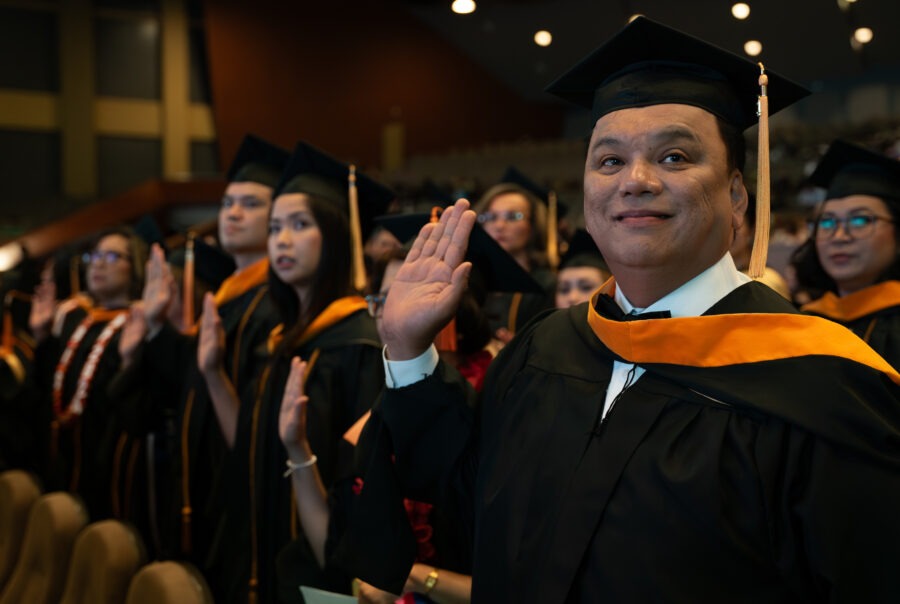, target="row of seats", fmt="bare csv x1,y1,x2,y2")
0,469,213,604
